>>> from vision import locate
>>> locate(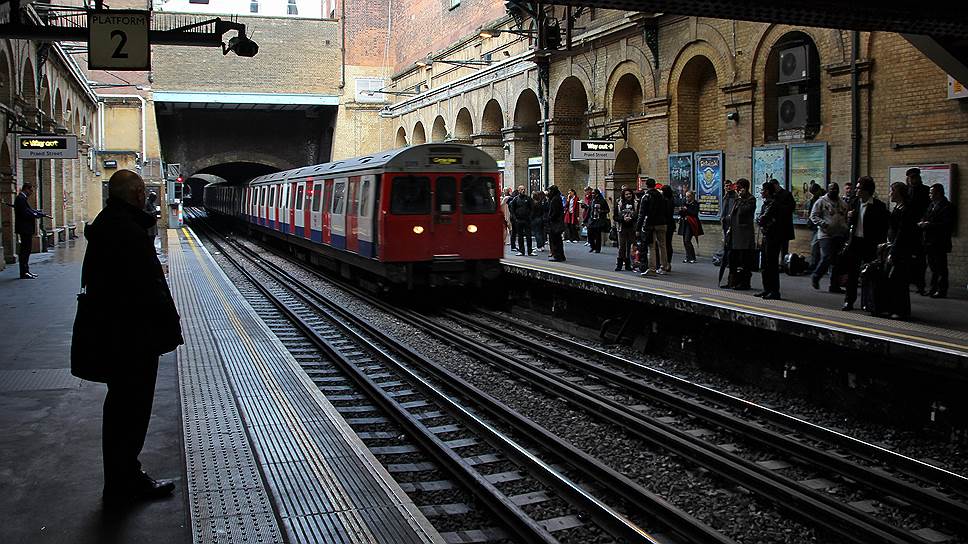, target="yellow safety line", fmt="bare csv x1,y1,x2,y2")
183,232,378,544
506,260,968,354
